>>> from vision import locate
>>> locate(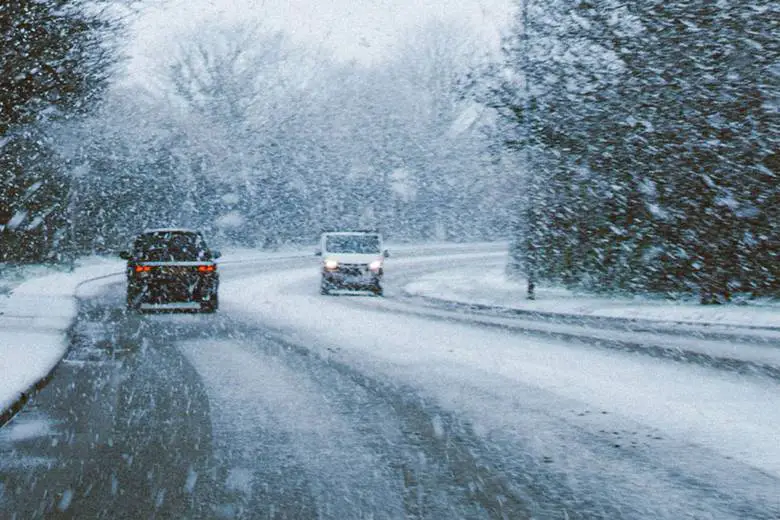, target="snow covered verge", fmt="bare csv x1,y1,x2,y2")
0,258,125,425
404,267,780,330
